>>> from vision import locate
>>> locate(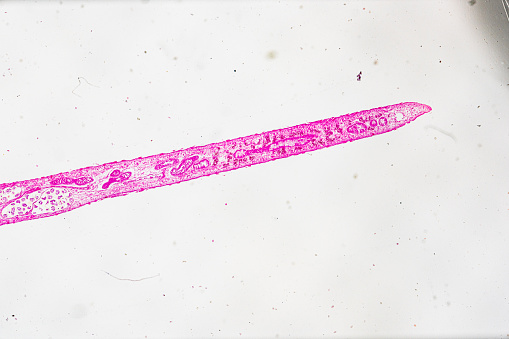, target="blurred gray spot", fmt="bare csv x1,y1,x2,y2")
70,304,88,319
472,0,509,68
